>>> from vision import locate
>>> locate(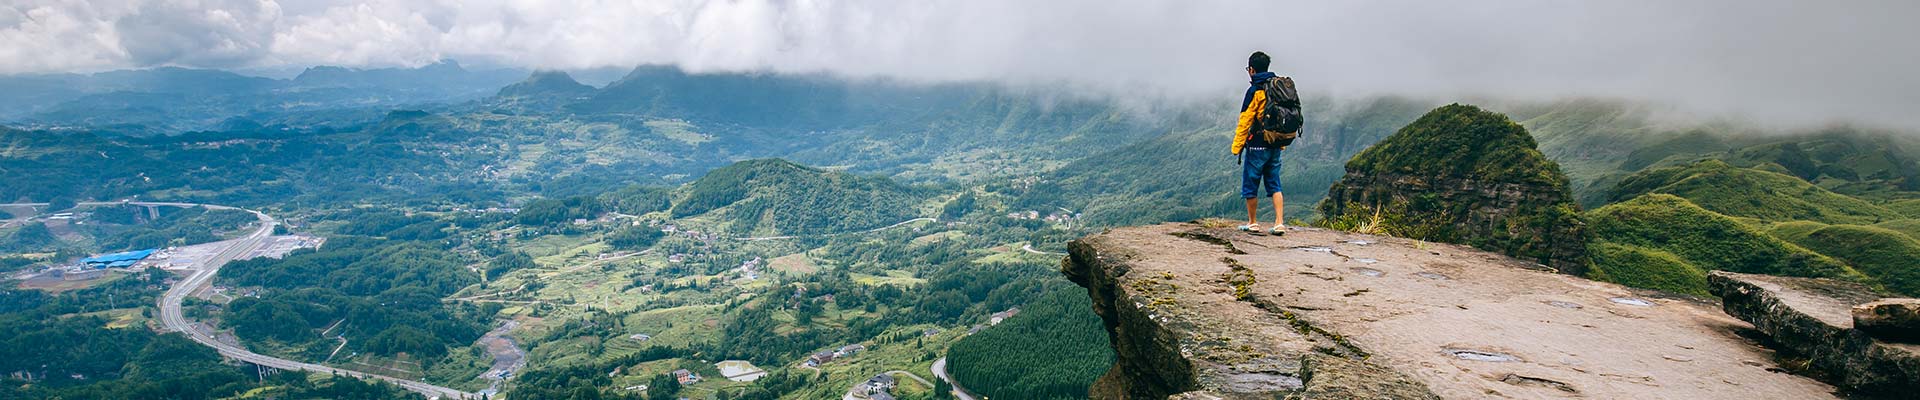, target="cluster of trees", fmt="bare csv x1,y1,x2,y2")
0,223,57,253
218,236,488,359
334,210,450,241
0,266,414,399
517,185,674,227
507,346,692,399
607,226,665,251
672,159,925,235
946,287,1113,400
84,205,258,251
